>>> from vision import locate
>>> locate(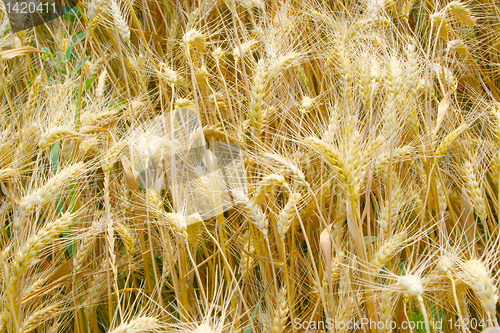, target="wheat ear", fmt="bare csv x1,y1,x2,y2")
397,275,431,333
371,232,406,270
271,287,289,333
277,192,302,240
435,124,468,157
263,152,306,183
108,316,159,333
254,174,286,204
17,163,86,220
231,189,269,240
9,213,75,300
463,161,488,224
463,259,499,324
380,290,396,333
304,136,345,178
73,222,98,274
115,221,135,260
249,59,267,137
109,0,130,43
38,126,82,149
20,303,60,333
374,146,414,172
446,1,476,25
